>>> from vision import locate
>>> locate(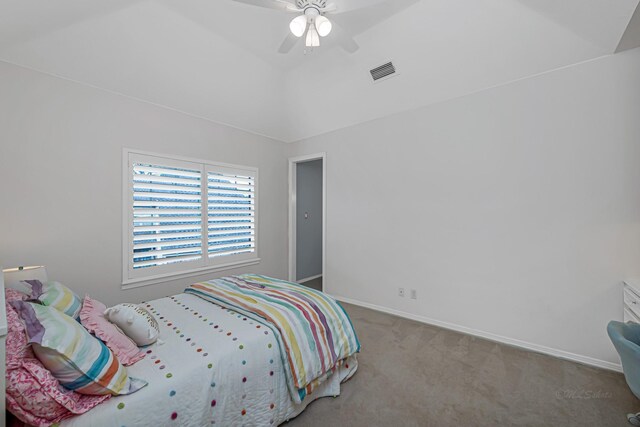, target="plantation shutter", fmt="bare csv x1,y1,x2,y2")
206,166,256,262
129,155,205,277
125,151,259,284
